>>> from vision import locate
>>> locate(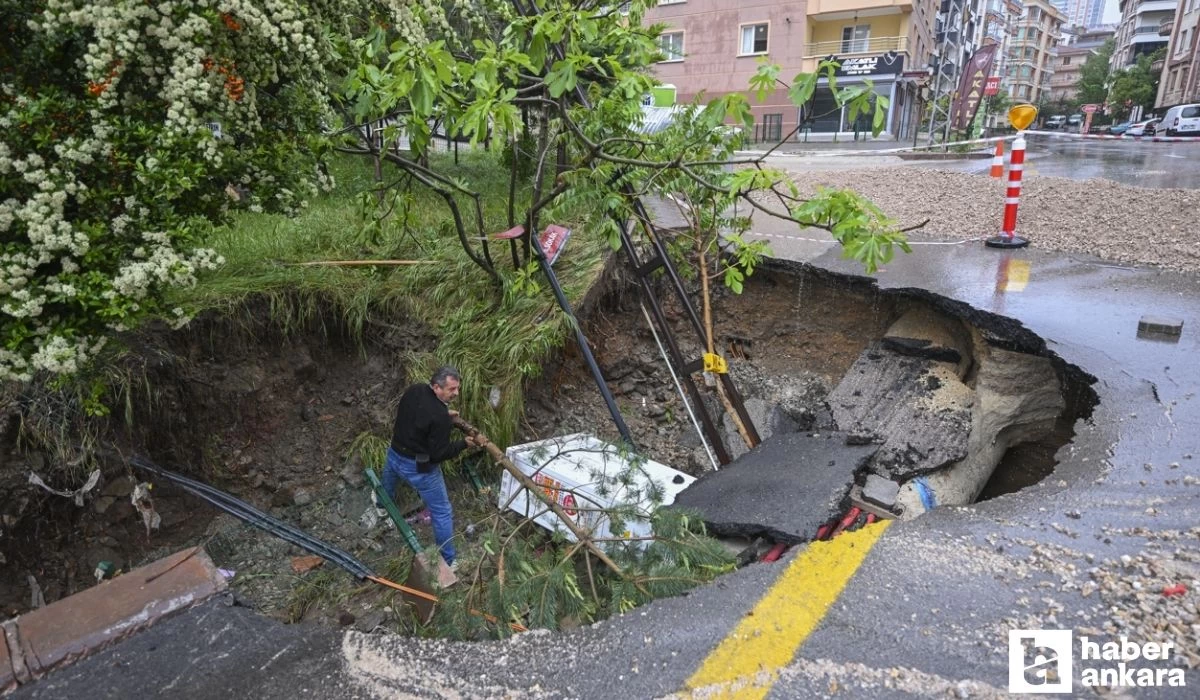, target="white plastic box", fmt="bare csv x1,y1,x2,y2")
500,433,695,545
